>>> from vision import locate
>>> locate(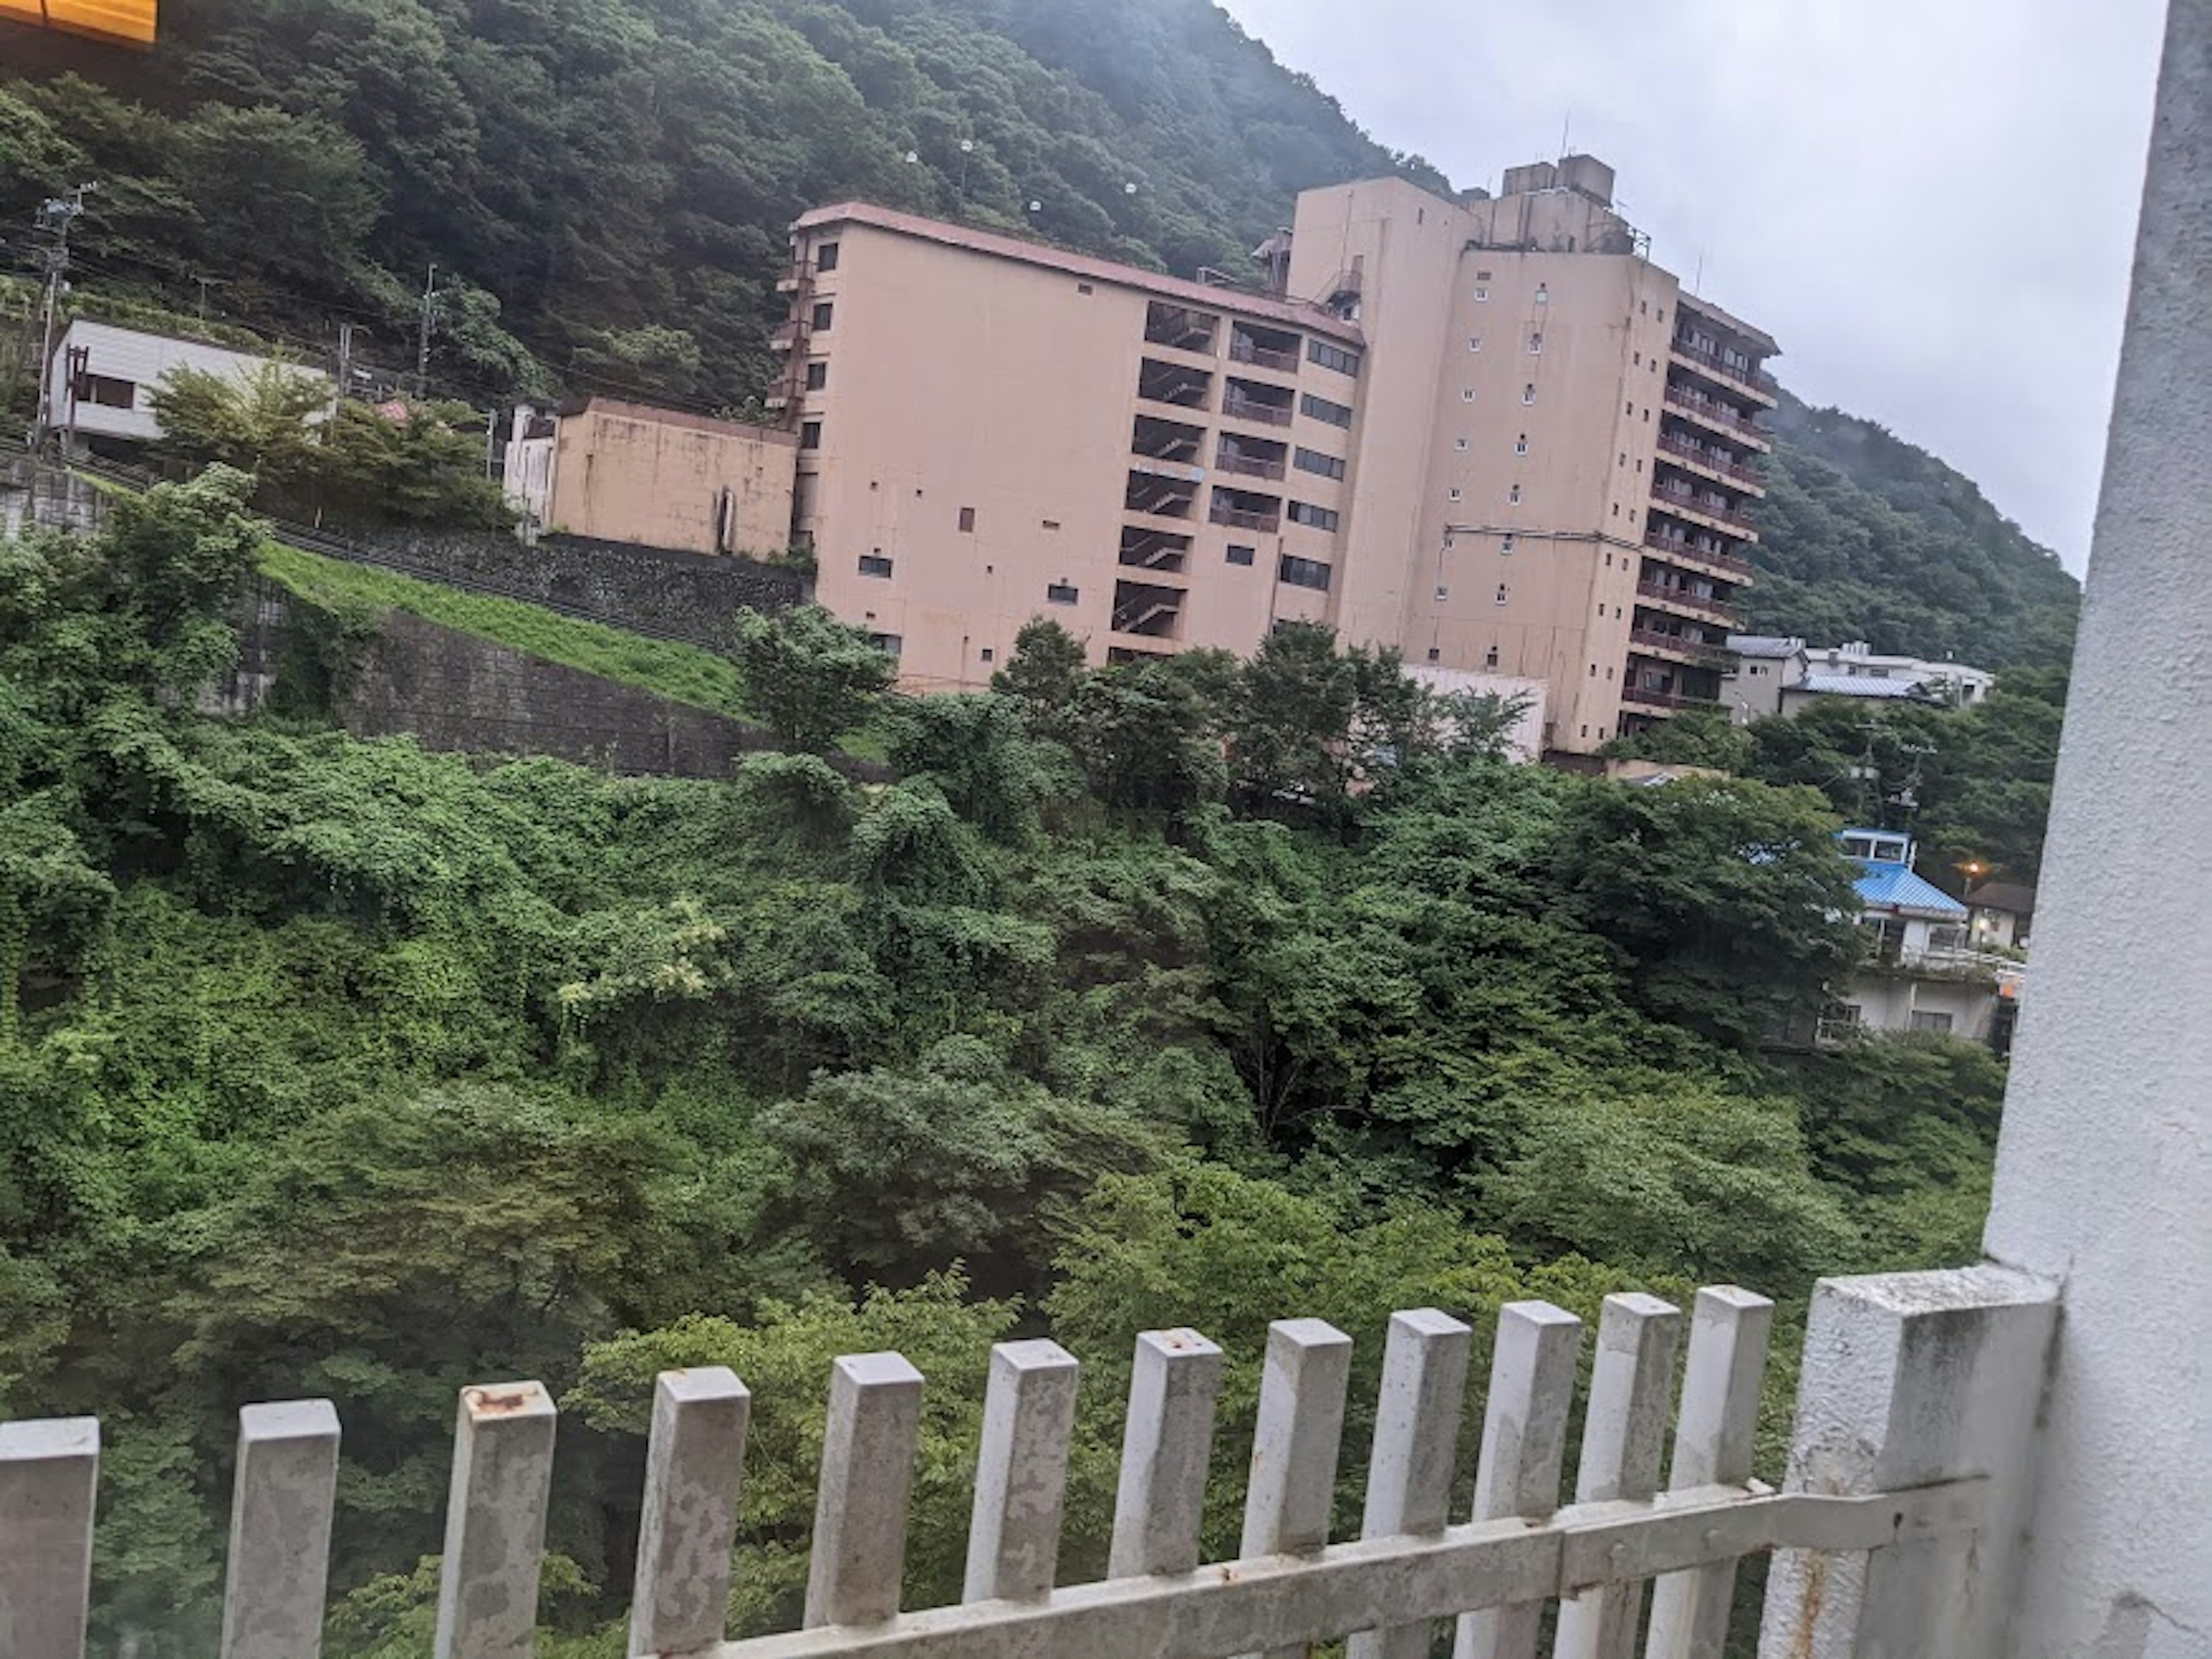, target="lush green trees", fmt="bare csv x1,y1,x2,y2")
0,478,2014,1652
734,606,897,753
